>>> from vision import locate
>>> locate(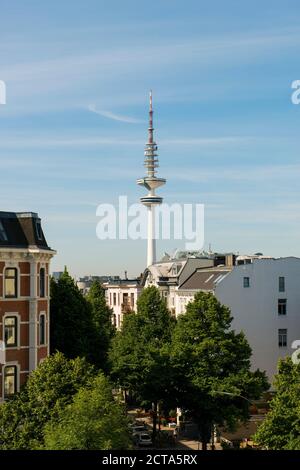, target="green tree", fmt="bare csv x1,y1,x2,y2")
42,374,130,450
0,353,95,449
171,292,269,450
254,357,300,450
86,280,115,371
50,268,96,362
109,286,175,440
